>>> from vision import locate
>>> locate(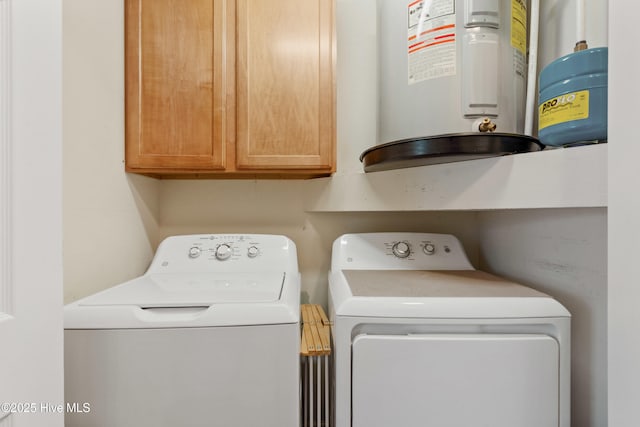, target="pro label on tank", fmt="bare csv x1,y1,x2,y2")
539,90,590,130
